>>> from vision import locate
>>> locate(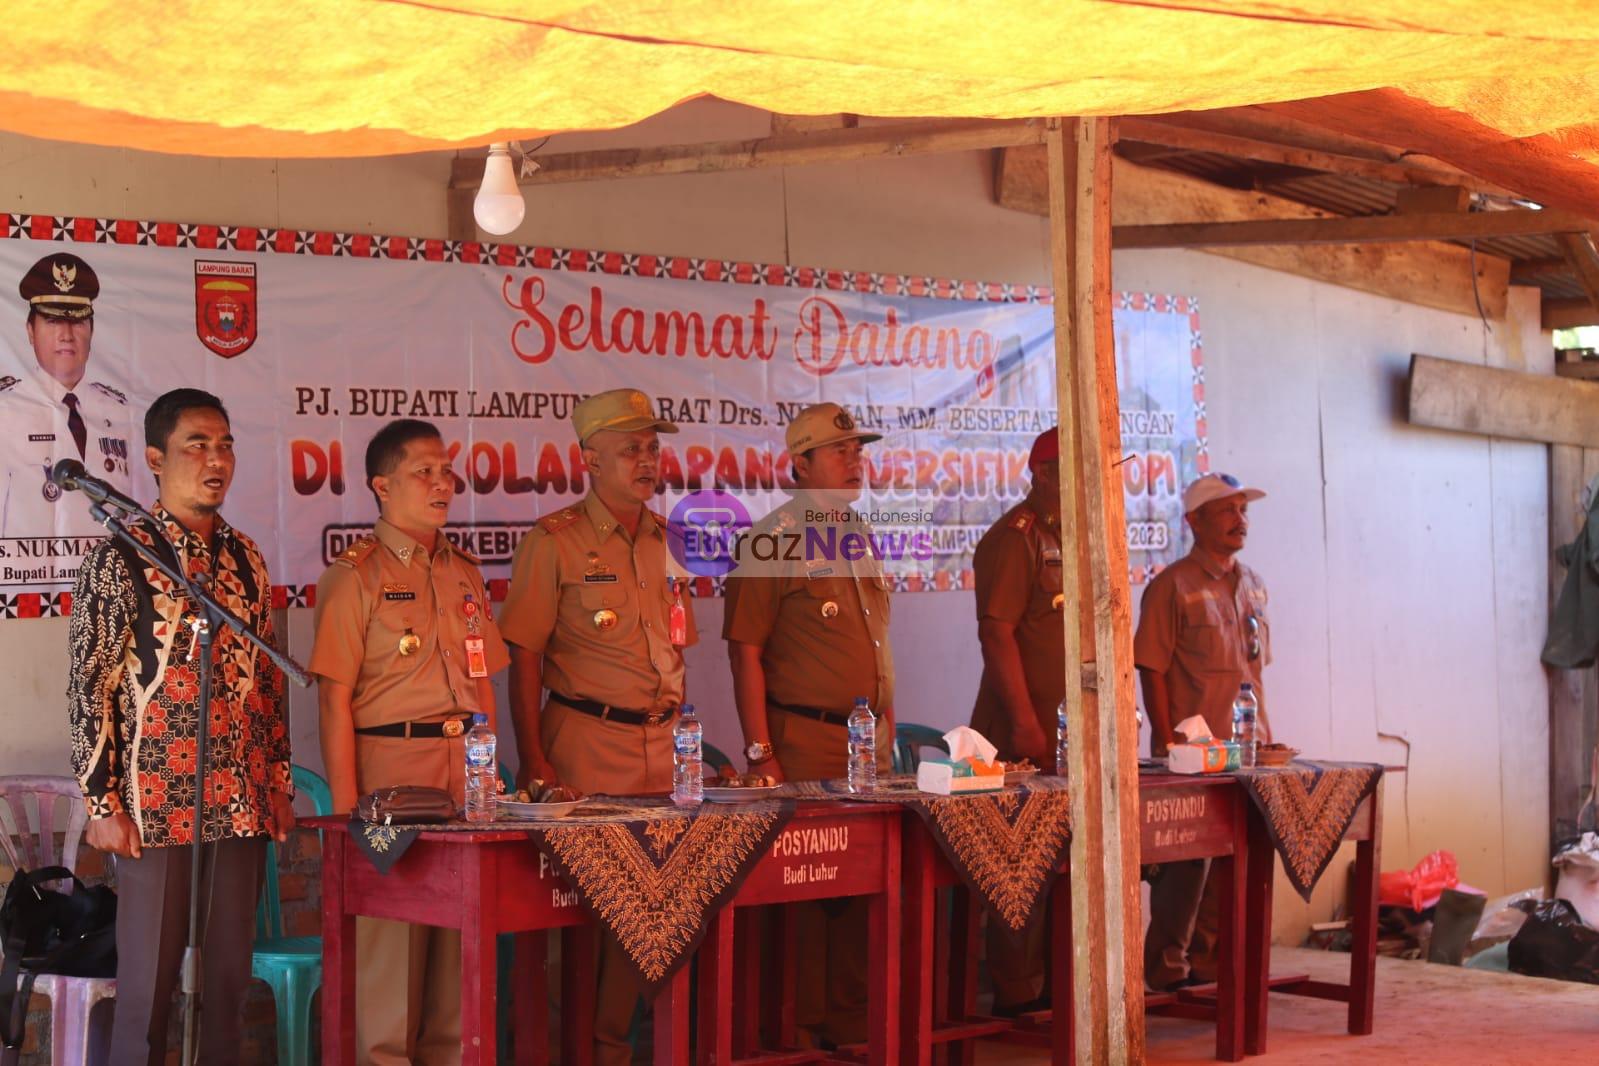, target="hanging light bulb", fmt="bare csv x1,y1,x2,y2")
473,143,525,235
